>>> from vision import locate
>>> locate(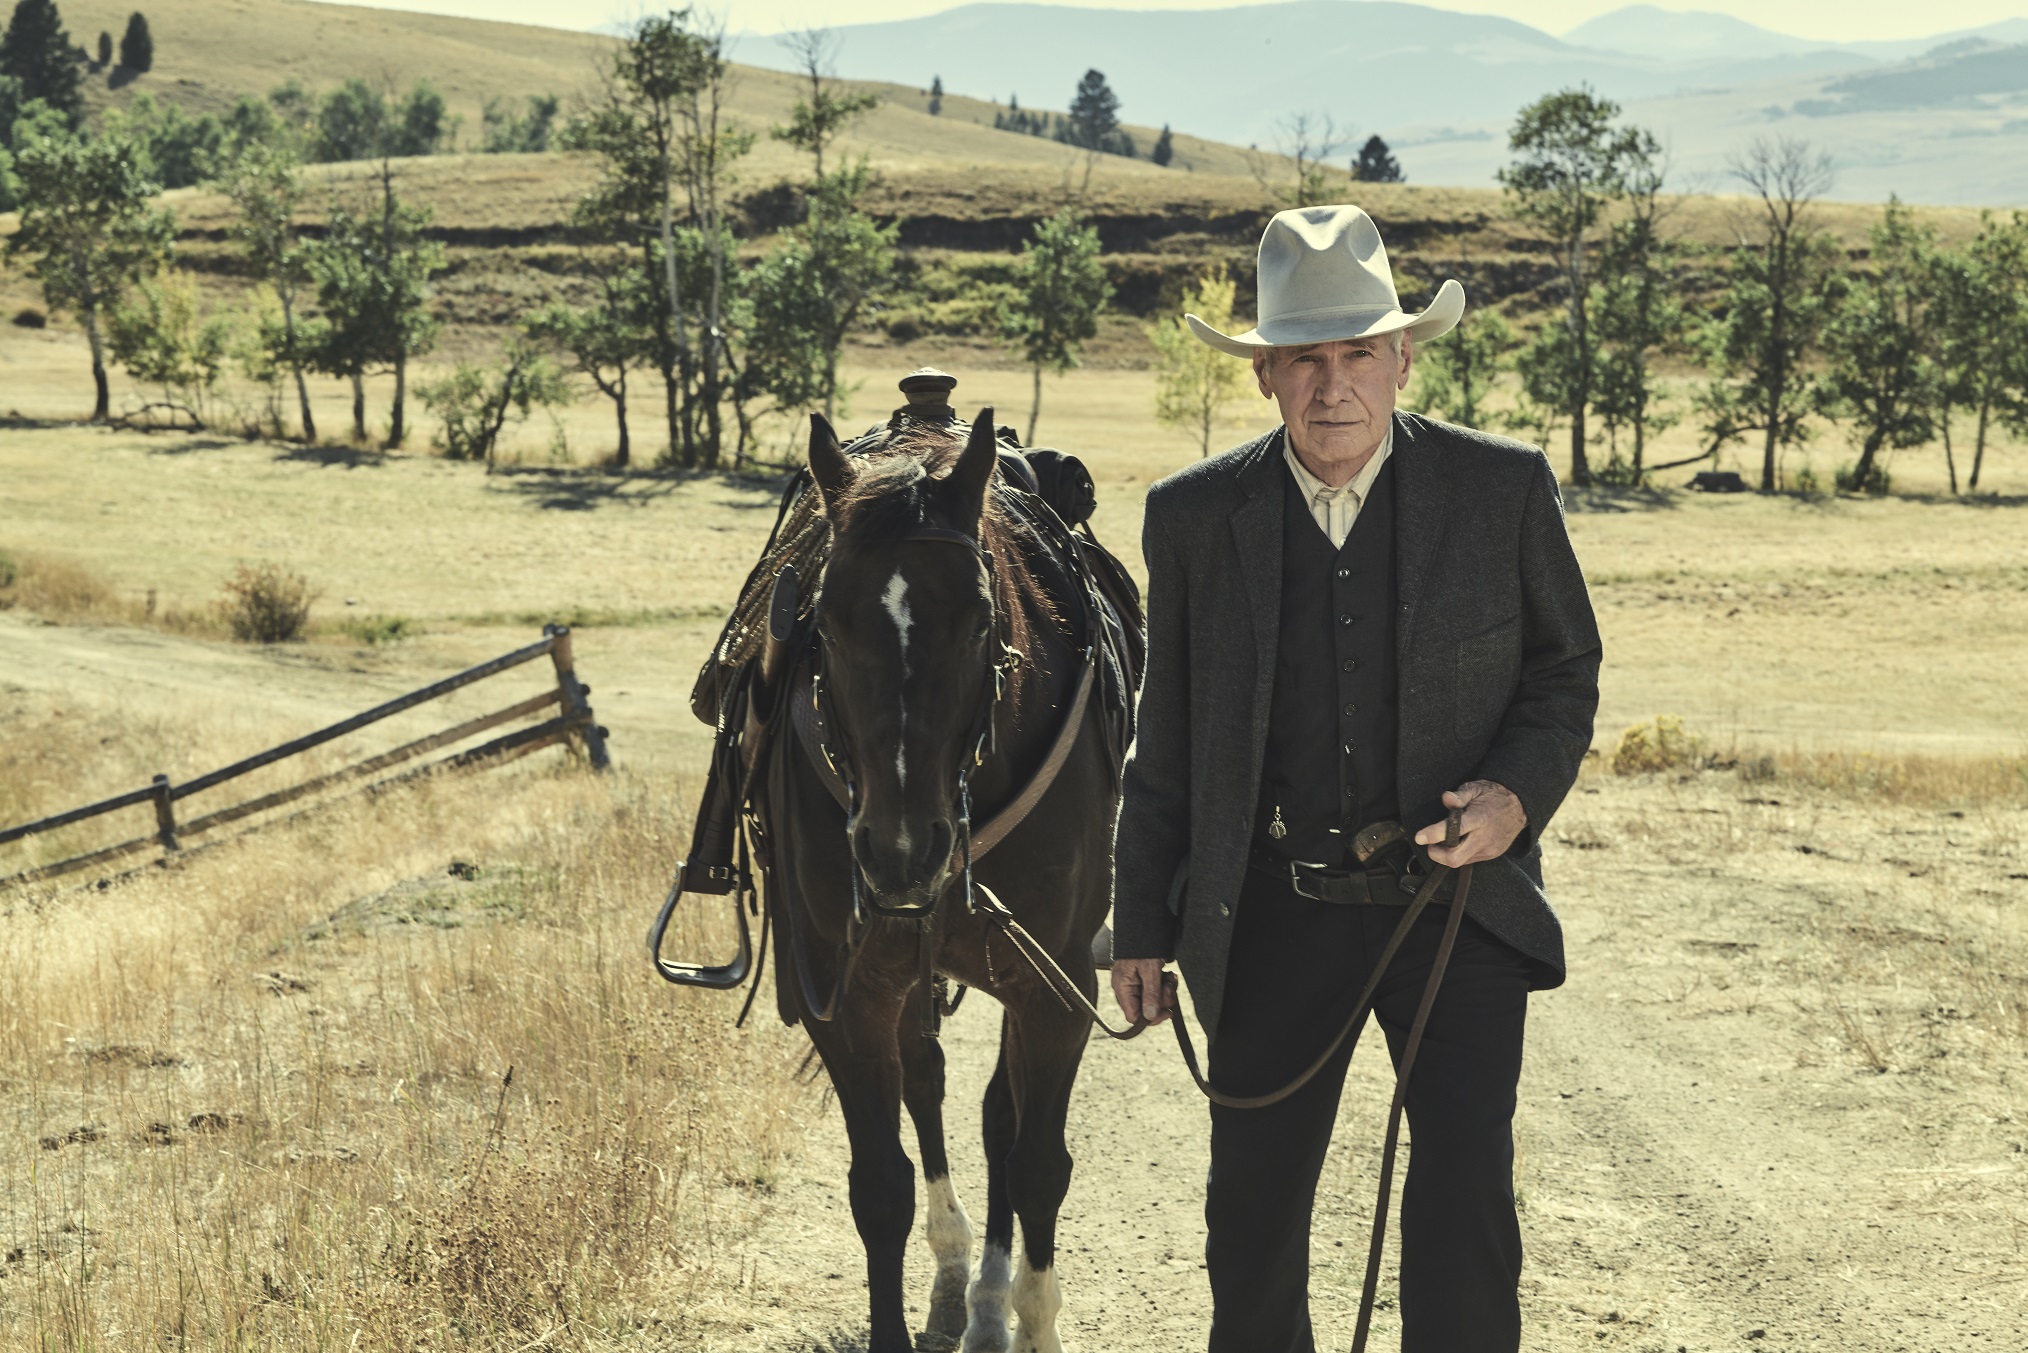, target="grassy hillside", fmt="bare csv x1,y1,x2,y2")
10,0,2000,344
